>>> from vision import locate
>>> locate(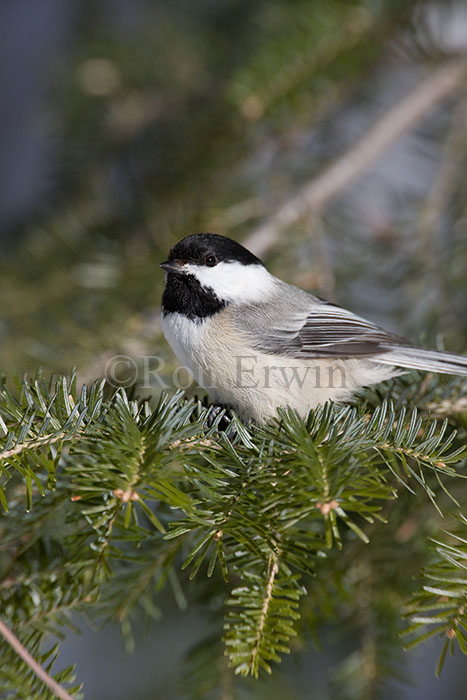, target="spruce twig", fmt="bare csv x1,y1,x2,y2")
0,617,75,700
